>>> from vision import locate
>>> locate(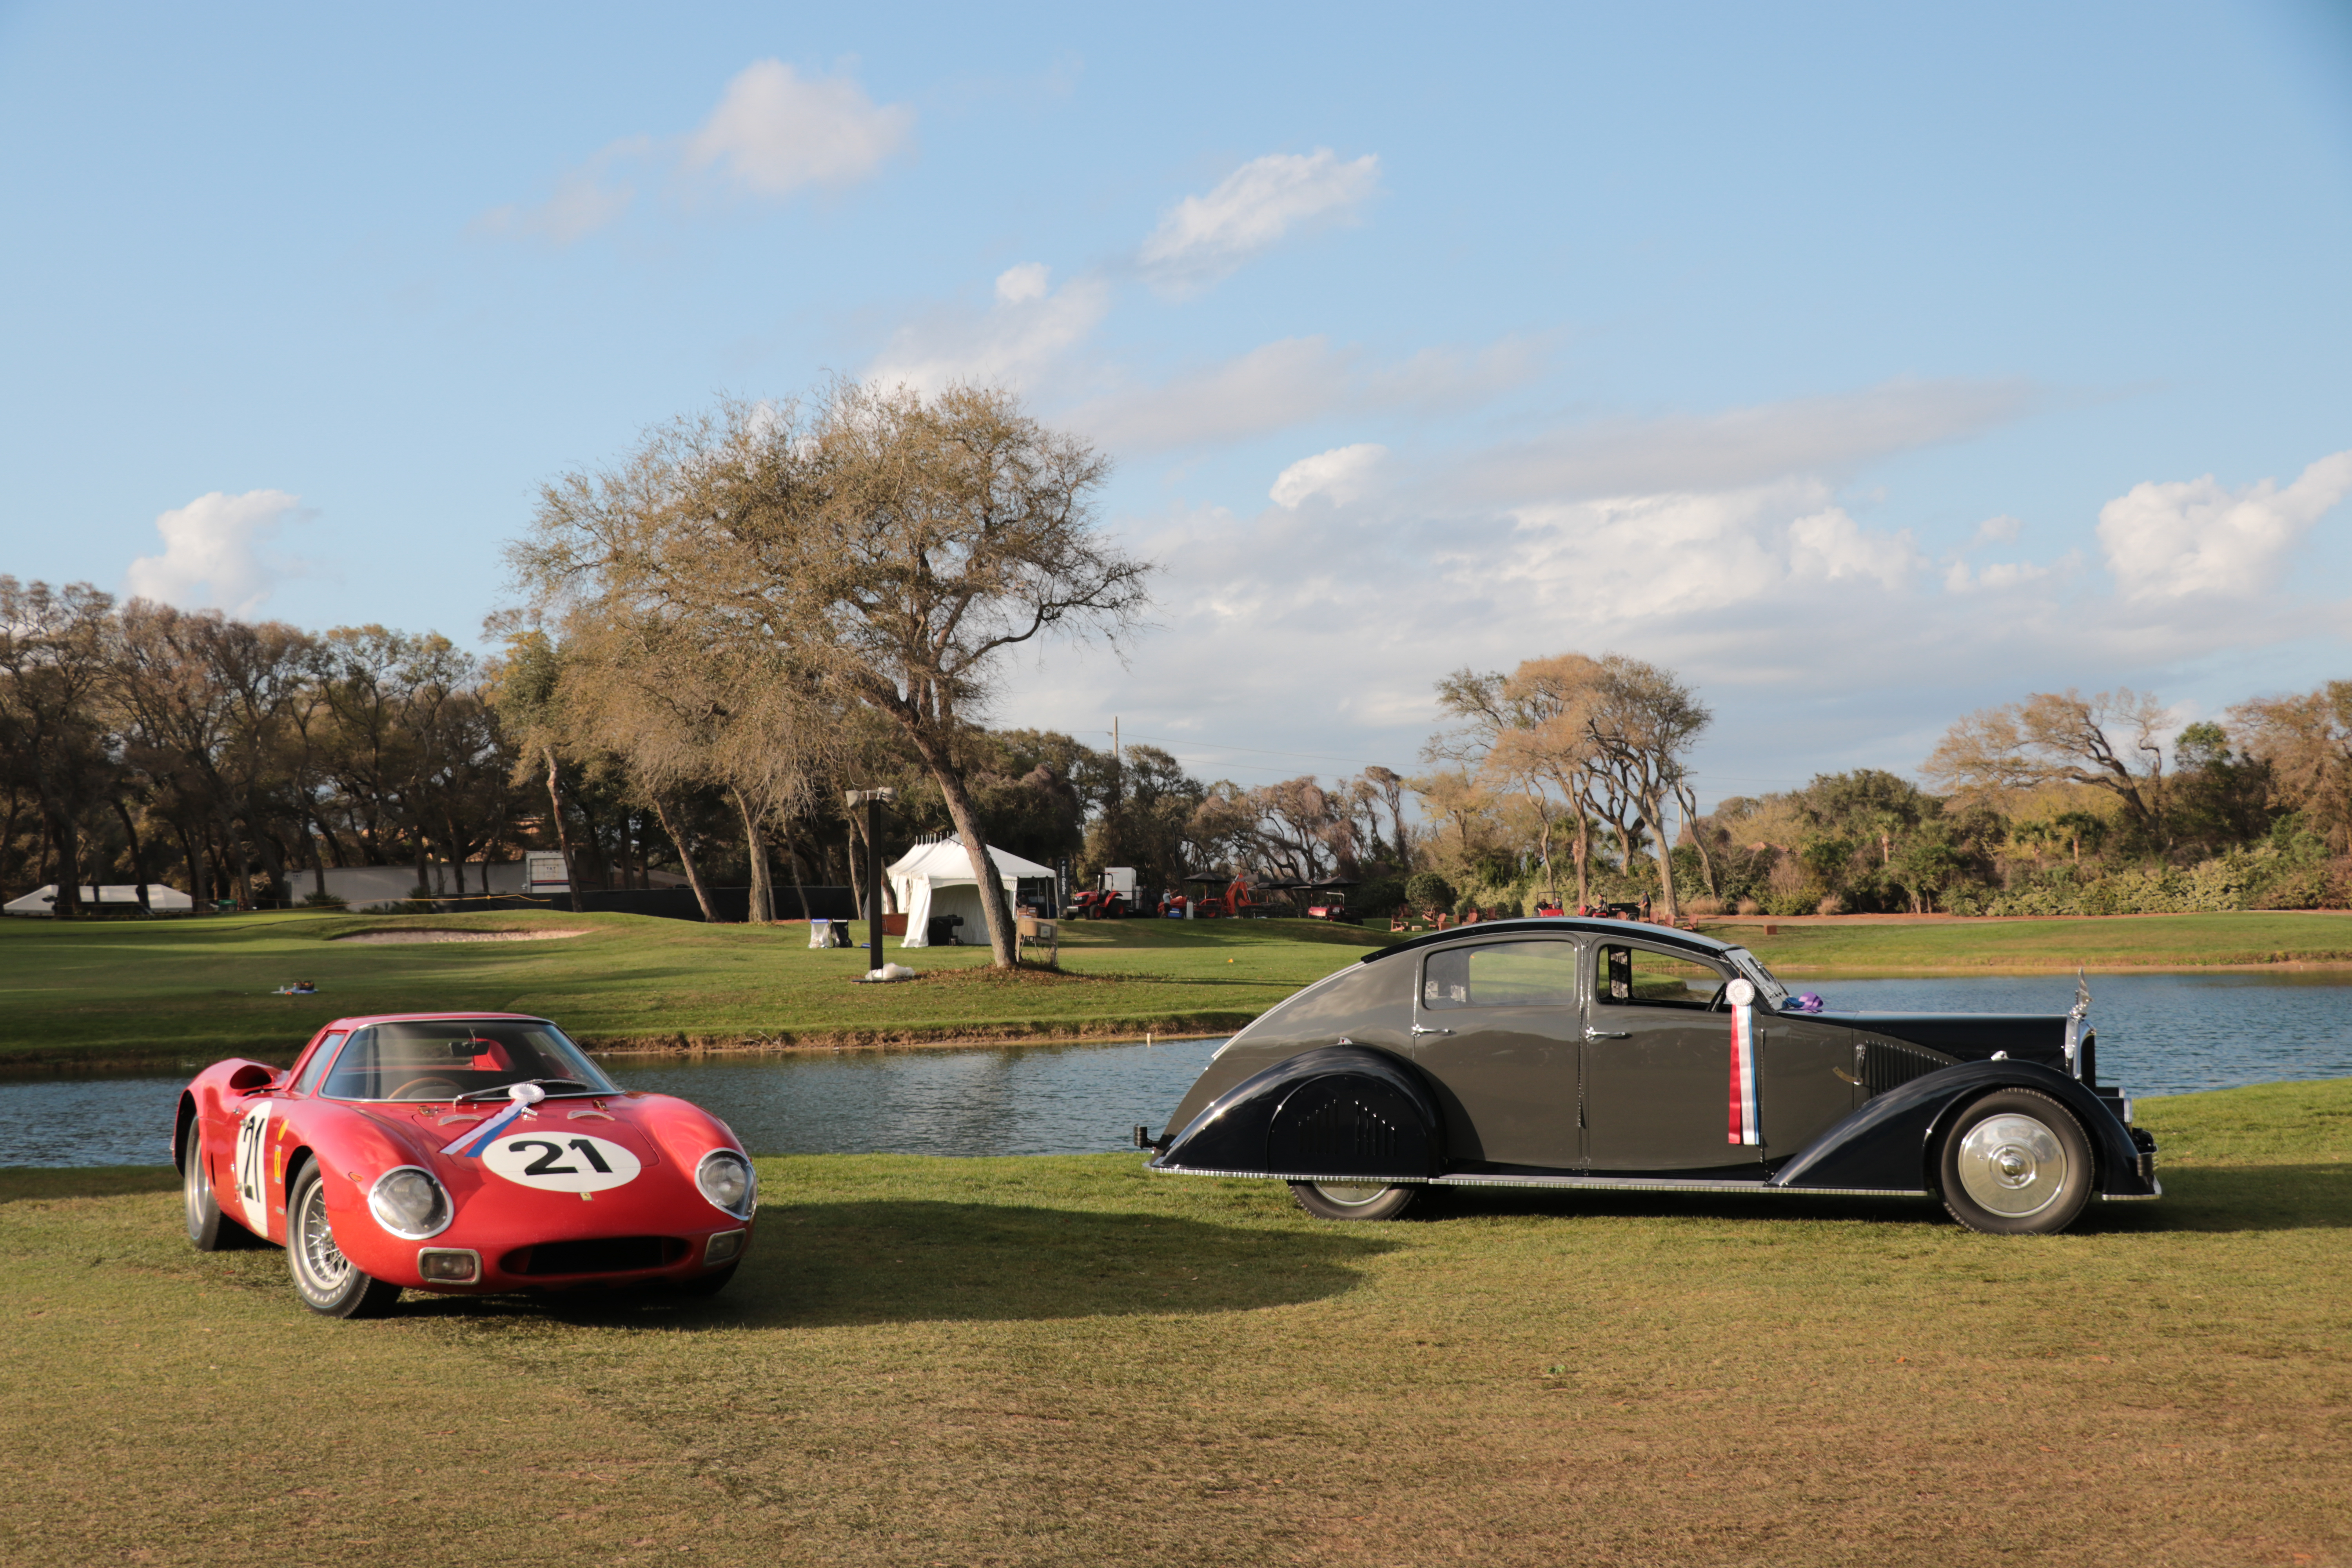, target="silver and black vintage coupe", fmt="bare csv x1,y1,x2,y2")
1139,918,2159,1234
